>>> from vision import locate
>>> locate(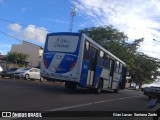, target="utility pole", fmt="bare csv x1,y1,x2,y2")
69,5,76,32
